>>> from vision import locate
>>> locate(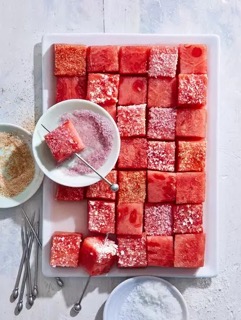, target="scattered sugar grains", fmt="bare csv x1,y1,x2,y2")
119,280,184,320
0,132,35,197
